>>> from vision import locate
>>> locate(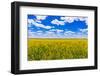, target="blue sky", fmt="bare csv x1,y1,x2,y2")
28,15,88,38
